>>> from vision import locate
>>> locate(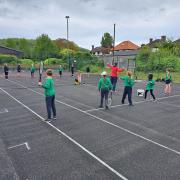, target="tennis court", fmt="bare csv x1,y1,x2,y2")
0,71,180,180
